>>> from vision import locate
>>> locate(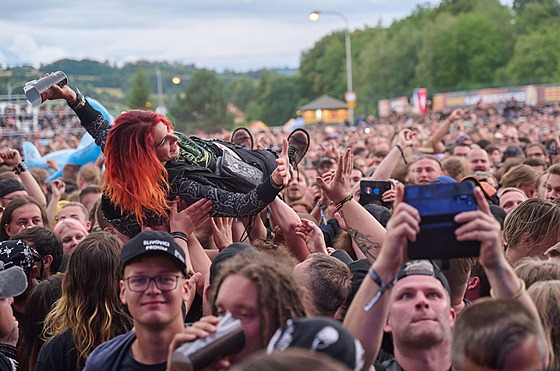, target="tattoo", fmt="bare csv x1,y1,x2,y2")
339,210,381,261
347,226,381,261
